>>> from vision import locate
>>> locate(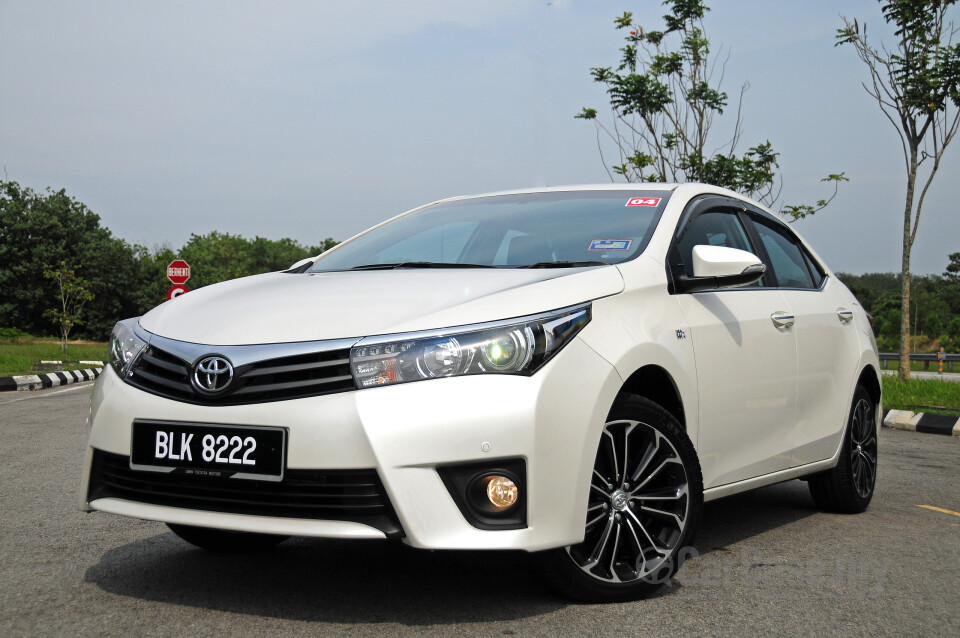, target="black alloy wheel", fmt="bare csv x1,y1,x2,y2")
808,384,878,513
850,394,878,499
